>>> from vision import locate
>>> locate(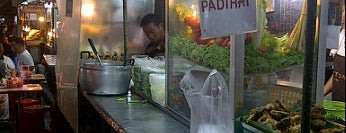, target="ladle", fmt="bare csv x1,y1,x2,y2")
87,38,104,66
